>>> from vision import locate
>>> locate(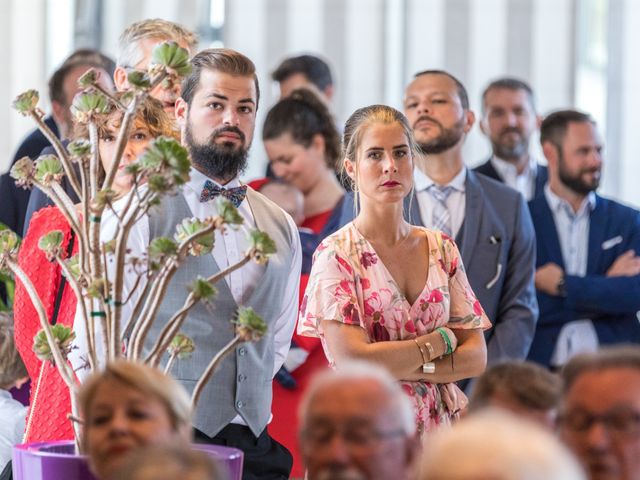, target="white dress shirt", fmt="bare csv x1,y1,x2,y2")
490,155,539,201
414,166,467,238
0,389,26,471
545,185,599,366
71,169,302,425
